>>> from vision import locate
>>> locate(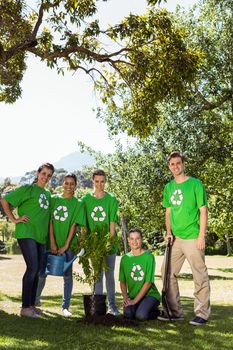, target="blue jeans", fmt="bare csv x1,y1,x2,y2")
35,249,74,309
94,254,116,309
18,238,46,308
124,296,160,321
